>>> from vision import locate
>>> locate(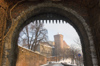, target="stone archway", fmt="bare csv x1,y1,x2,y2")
2,3,98,66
